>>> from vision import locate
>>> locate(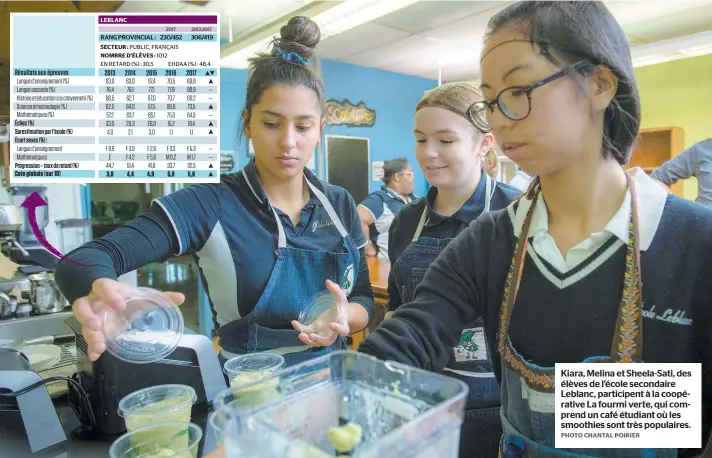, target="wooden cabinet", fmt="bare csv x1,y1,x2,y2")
628,126,685,196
